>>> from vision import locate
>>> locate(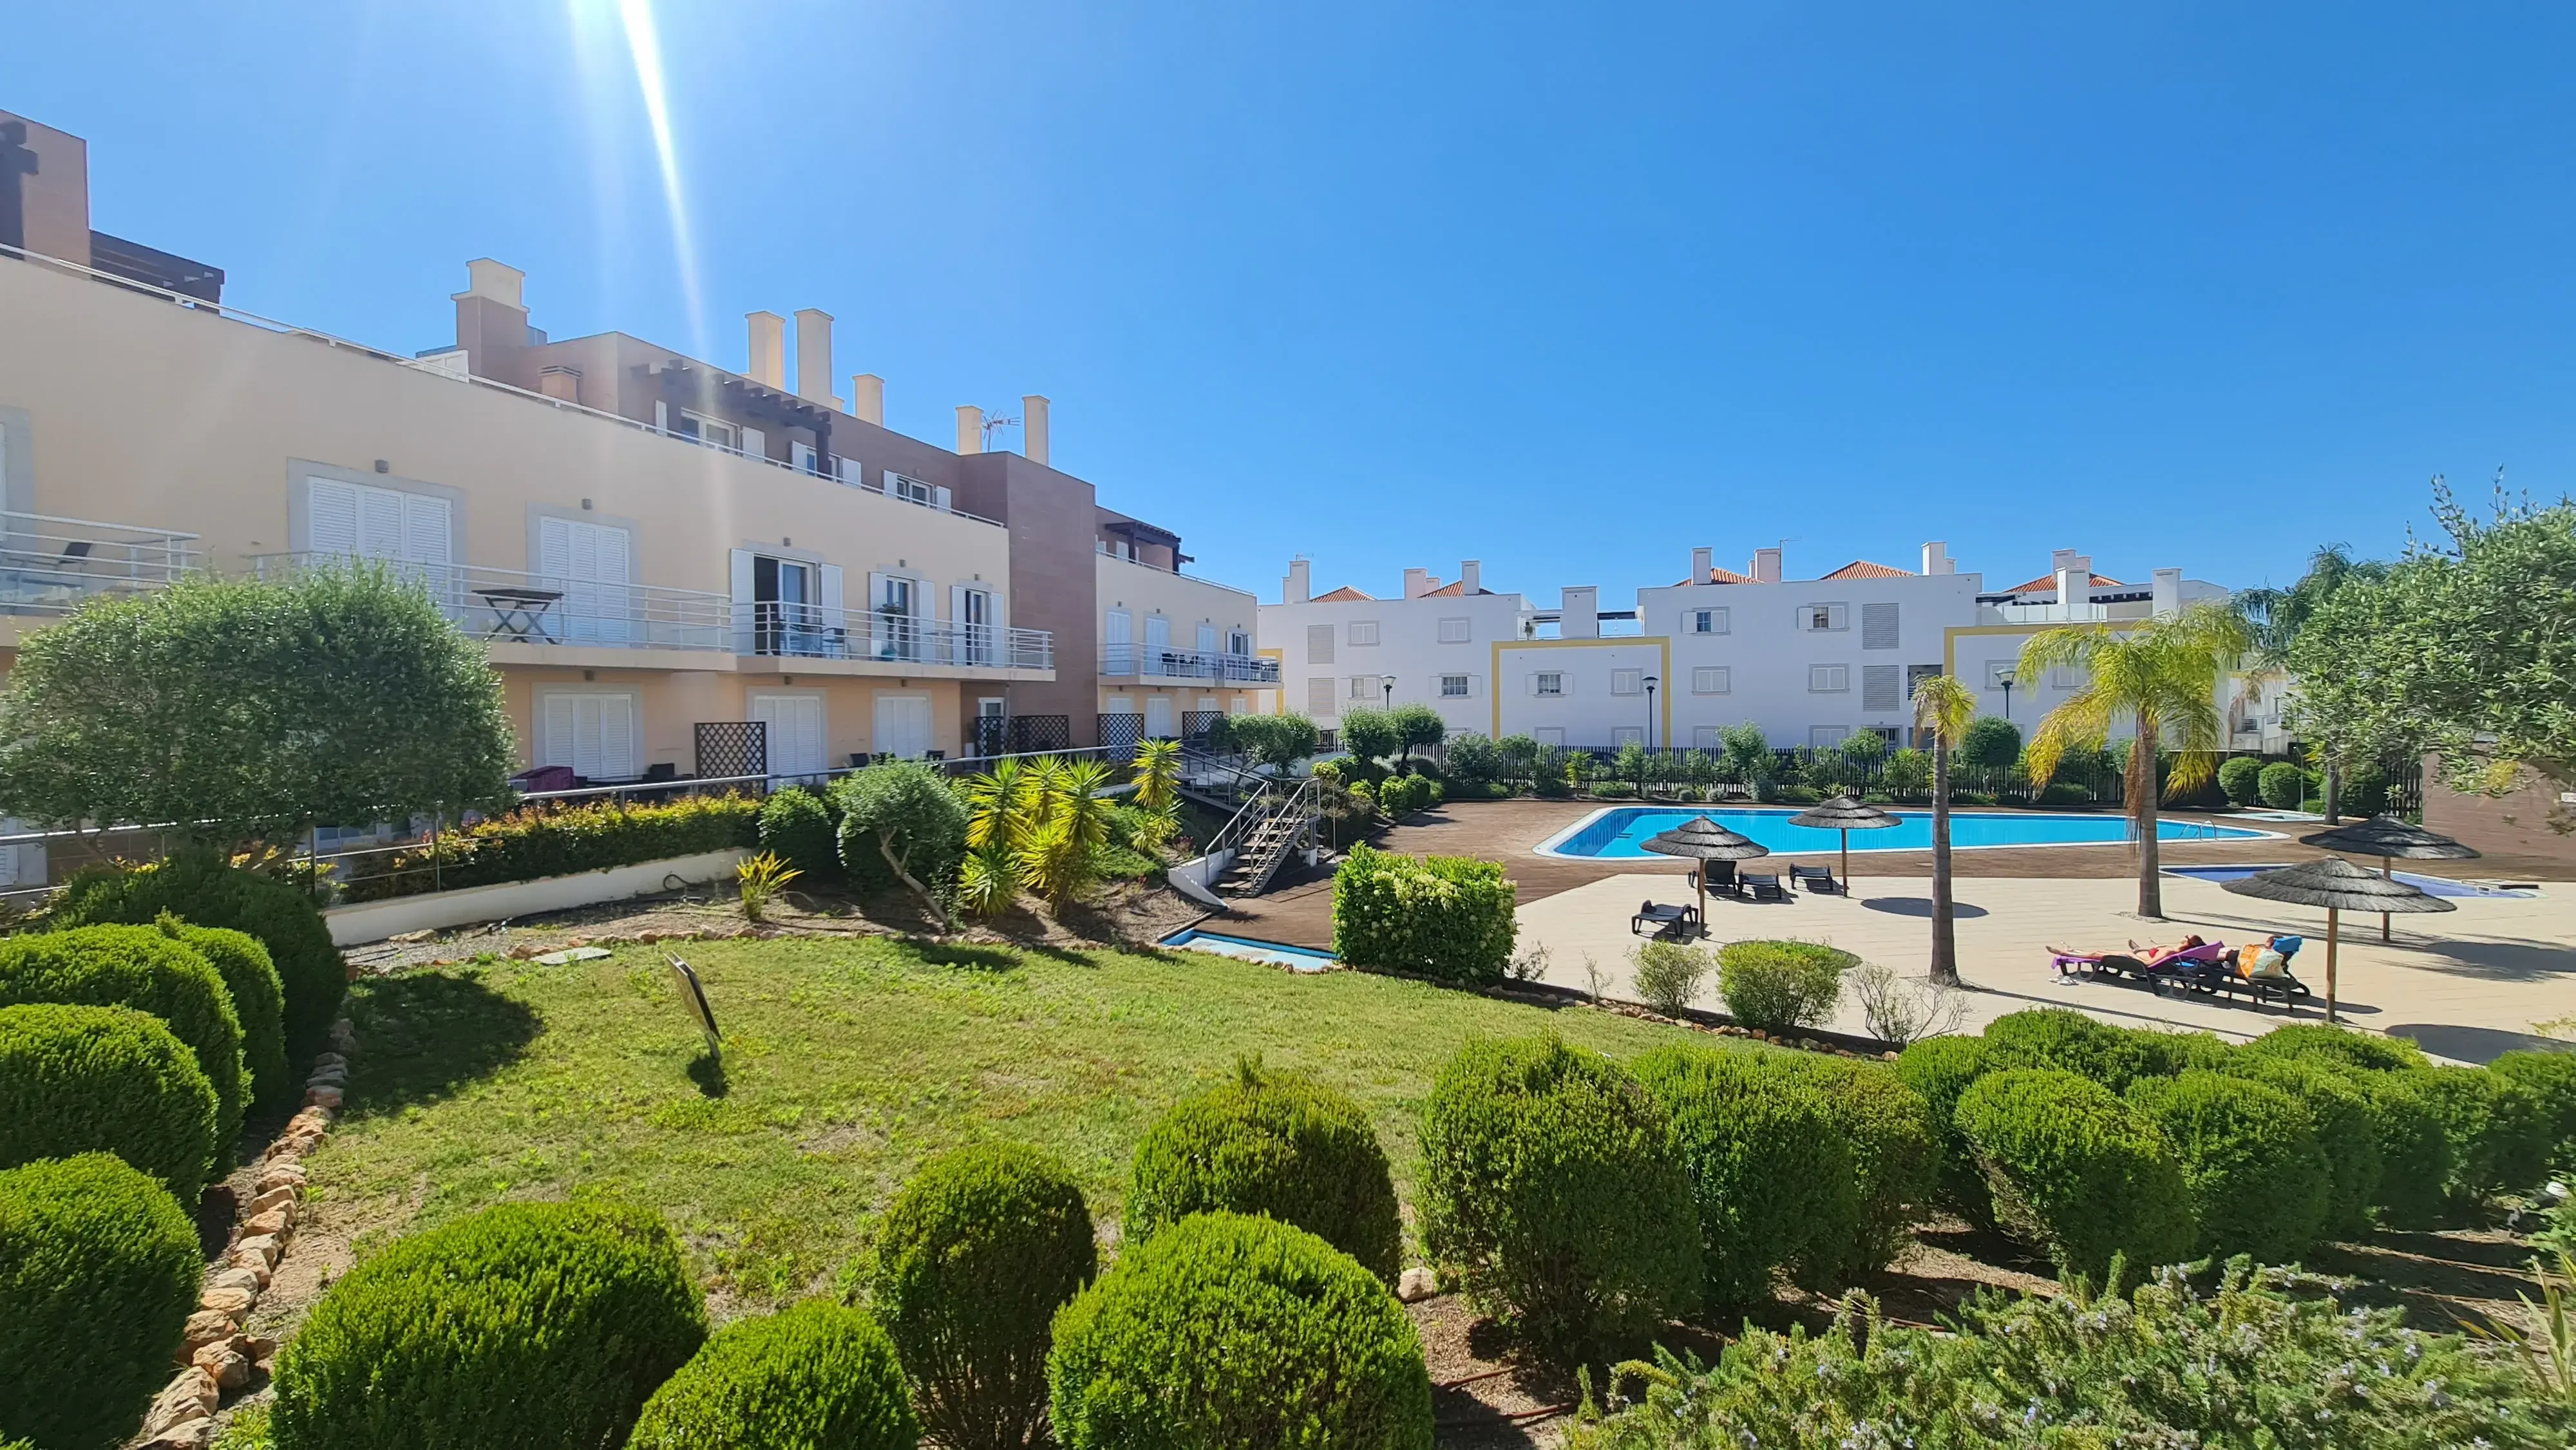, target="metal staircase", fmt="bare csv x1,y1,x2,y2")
1206,775,1321,899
